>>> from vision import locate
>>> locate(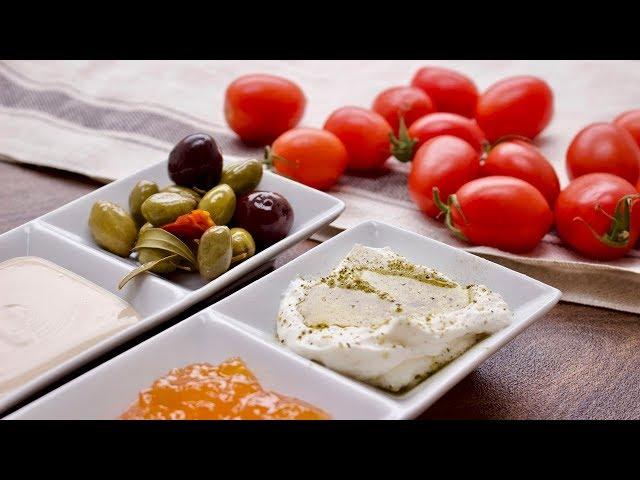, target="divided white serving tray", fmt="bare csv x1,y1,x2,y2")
0,156,345,414
6,221,561,420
